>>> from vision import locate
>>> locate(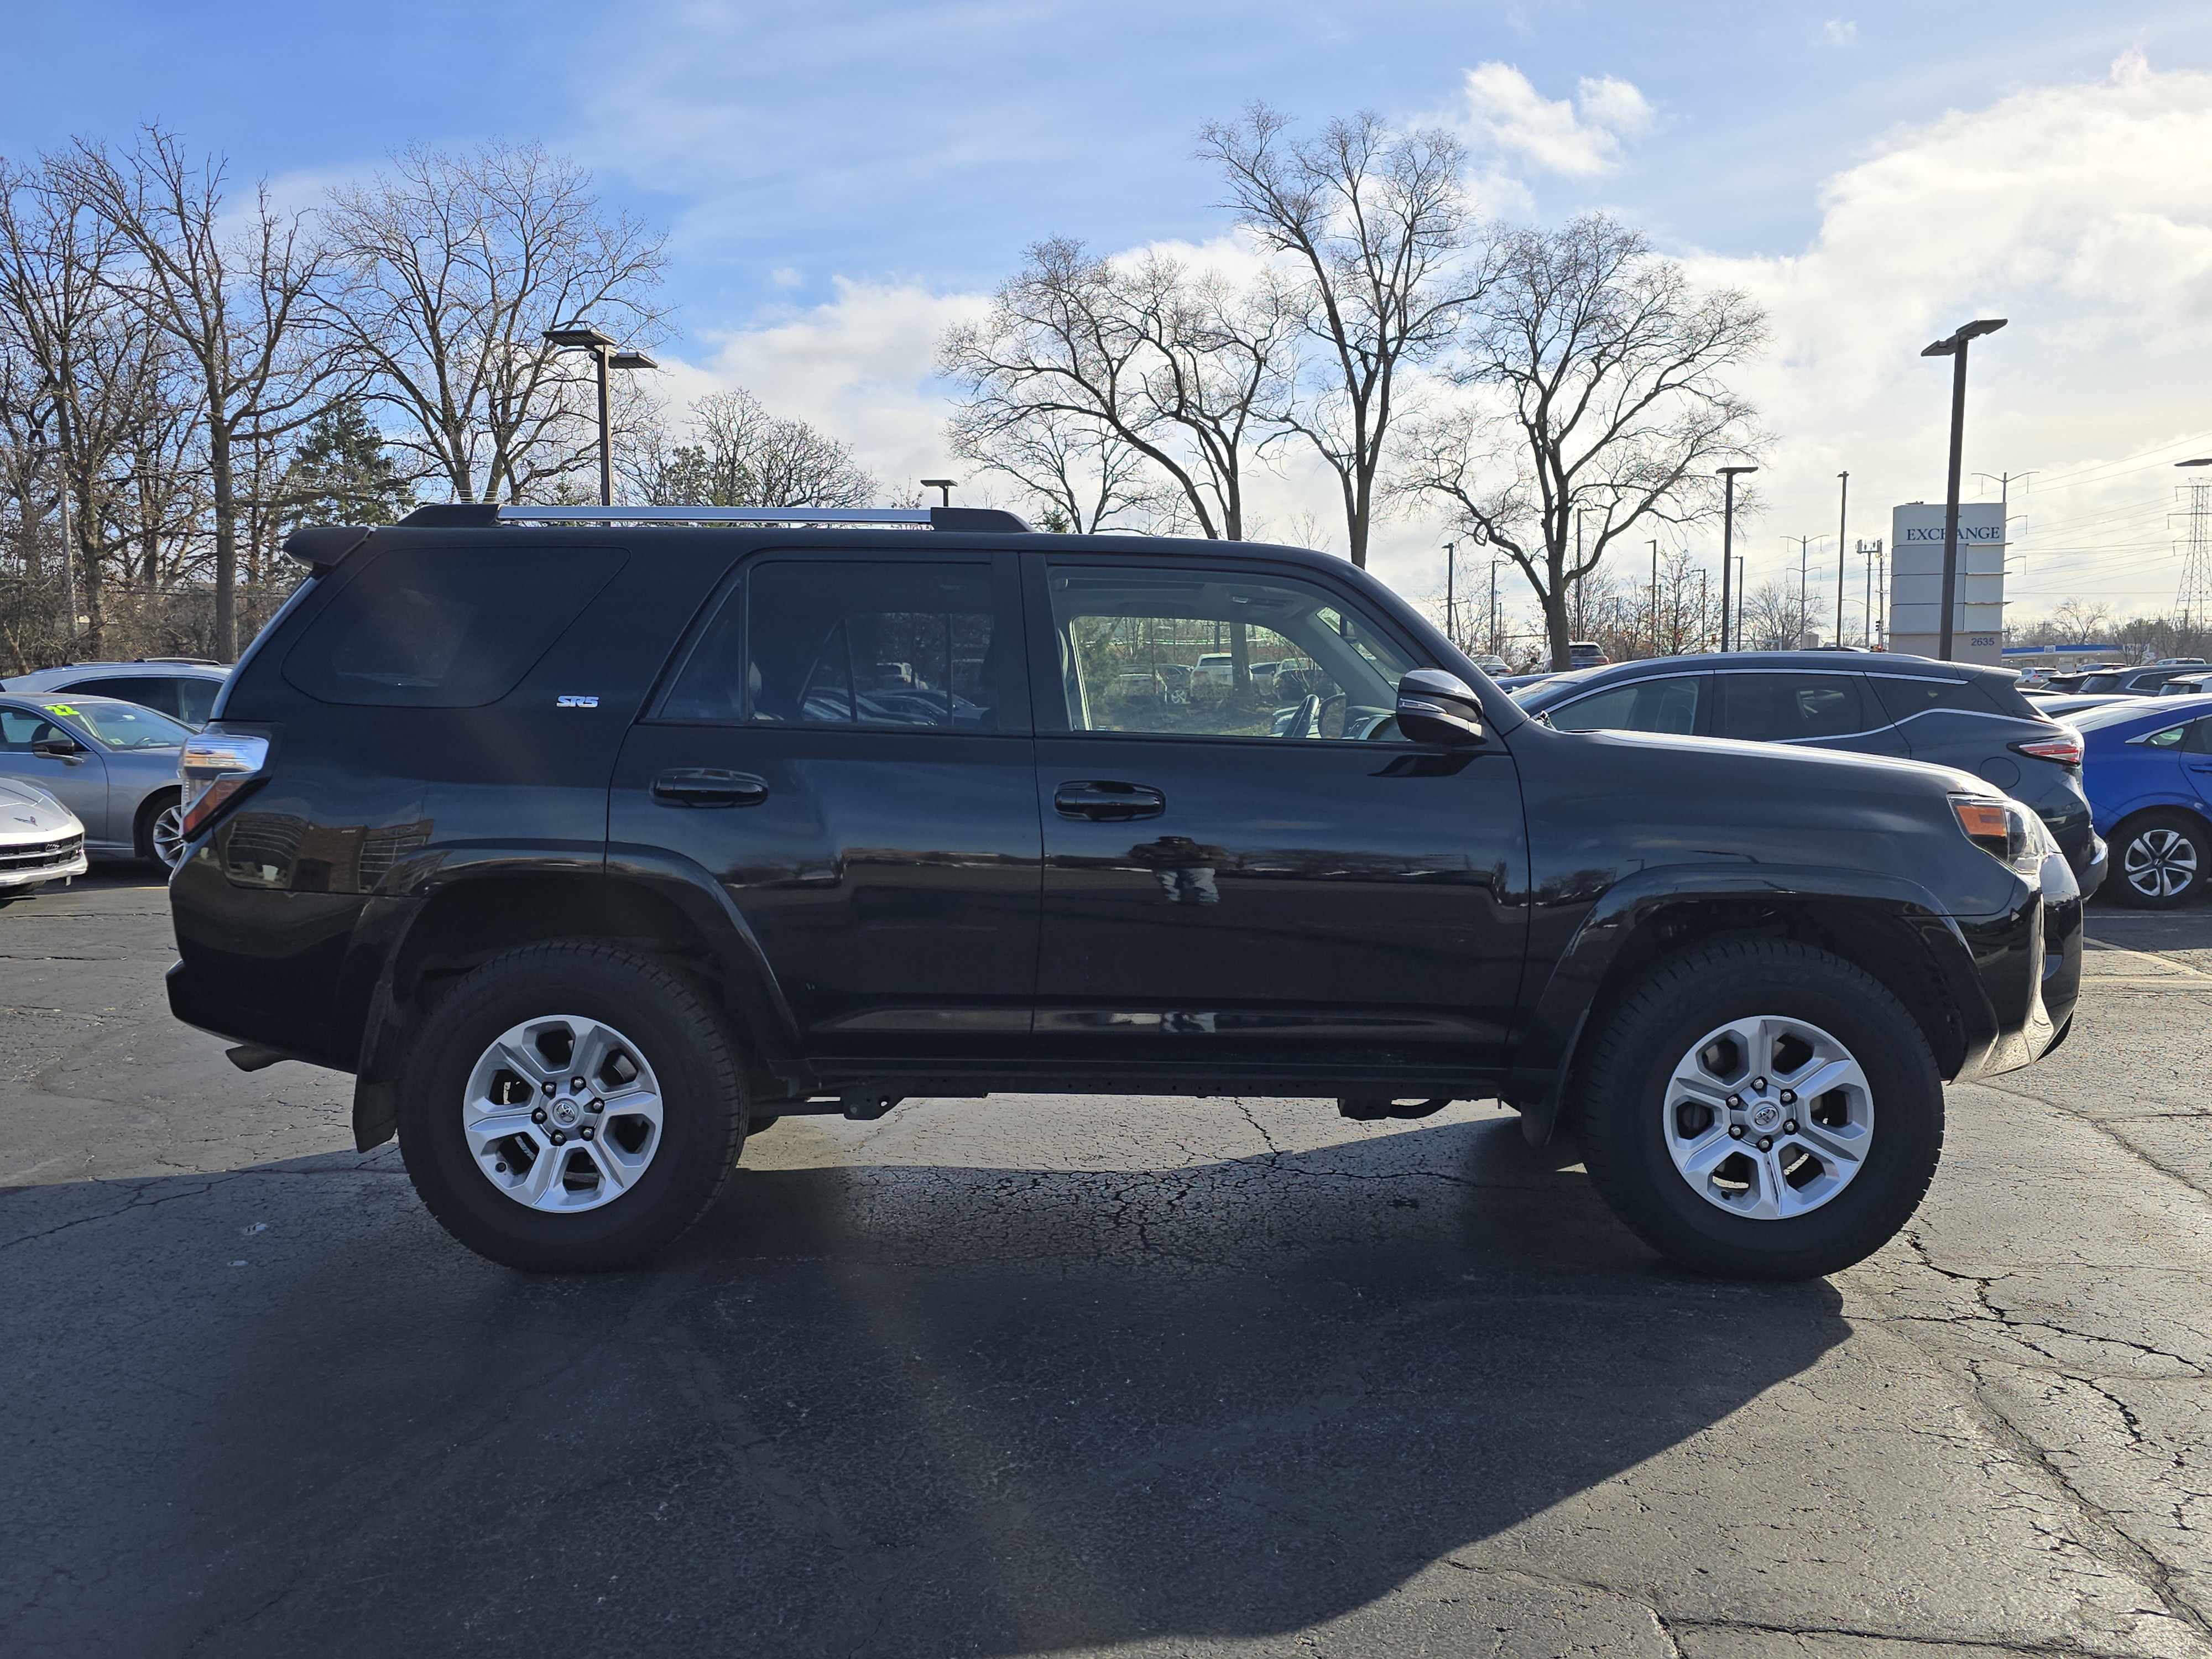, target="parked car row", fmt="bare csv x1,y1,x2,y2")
0,660,232,883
